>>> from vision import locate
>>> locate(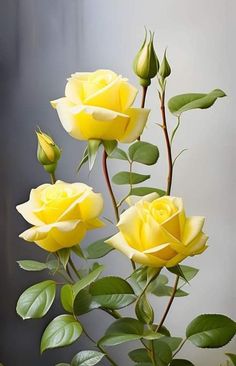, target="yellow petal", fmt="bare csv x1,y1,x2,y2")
182,216,205,245
119,80,138,111
117,205,142,250
106,232,165,267
16,201,44,226
119,108,150,143
71,105,129,140
84,74,123,112
187,232,208,254
65,77,84,104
